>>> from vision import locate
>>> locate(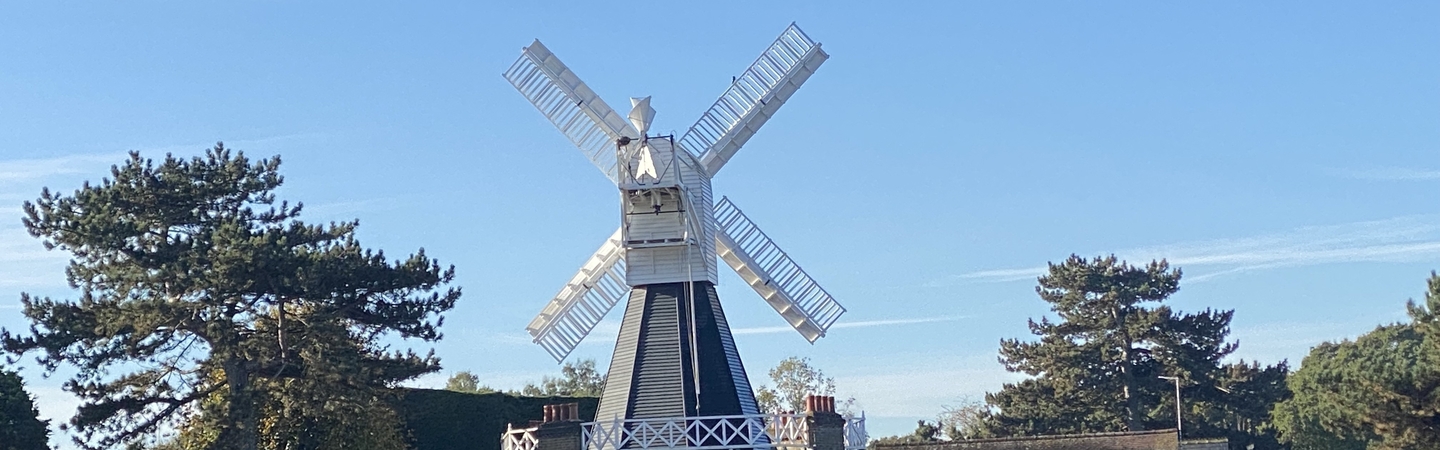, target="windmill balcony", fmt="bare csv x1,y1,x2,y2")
582,412,866,450
503,411,867,450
